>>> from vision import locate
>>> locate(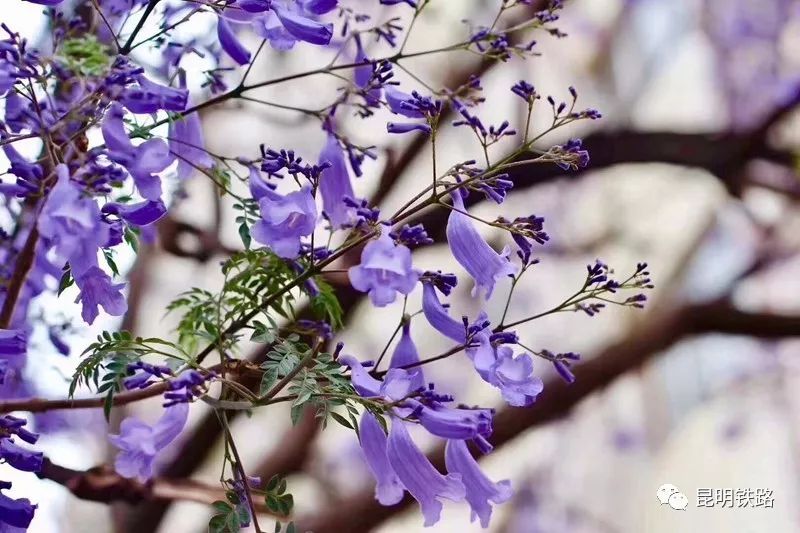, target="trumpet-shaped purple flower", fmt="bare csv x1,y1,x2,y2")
102,200,167,227
388,322,424,390
0,438,43,472
421,281,466,342
359,411,405,505
218,17,252,65
169,103,212,180
0,488,36,529
120,76,188,114
385,86,425,118
102,104,175,200
318,134,355,228
387,421,465,526
406,399,492,440
348,229,419,307
446,192,517,299
38,165,108,276
387,122,432,135
467,334,543,407
251,186,317,258
109,402,188,481
445,439,511,527
0,330,25,358
74,266,127,325
272,1,333,45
